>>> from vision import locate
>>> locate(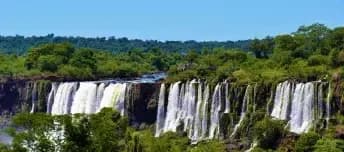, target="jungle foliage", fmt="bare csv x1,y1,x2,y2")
0,109,225,152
